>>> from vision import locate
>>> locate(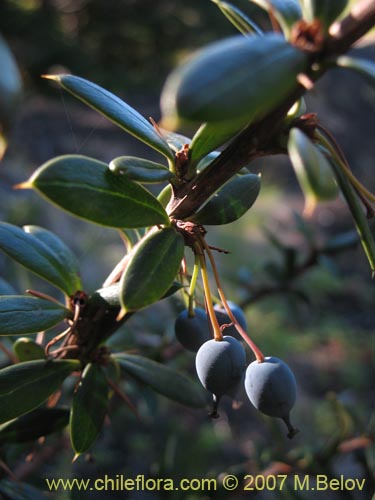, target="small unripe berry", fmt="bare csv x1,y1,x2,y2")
214,301,247,340
196,336,246,416
245,356,298,438
174,308,211,352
